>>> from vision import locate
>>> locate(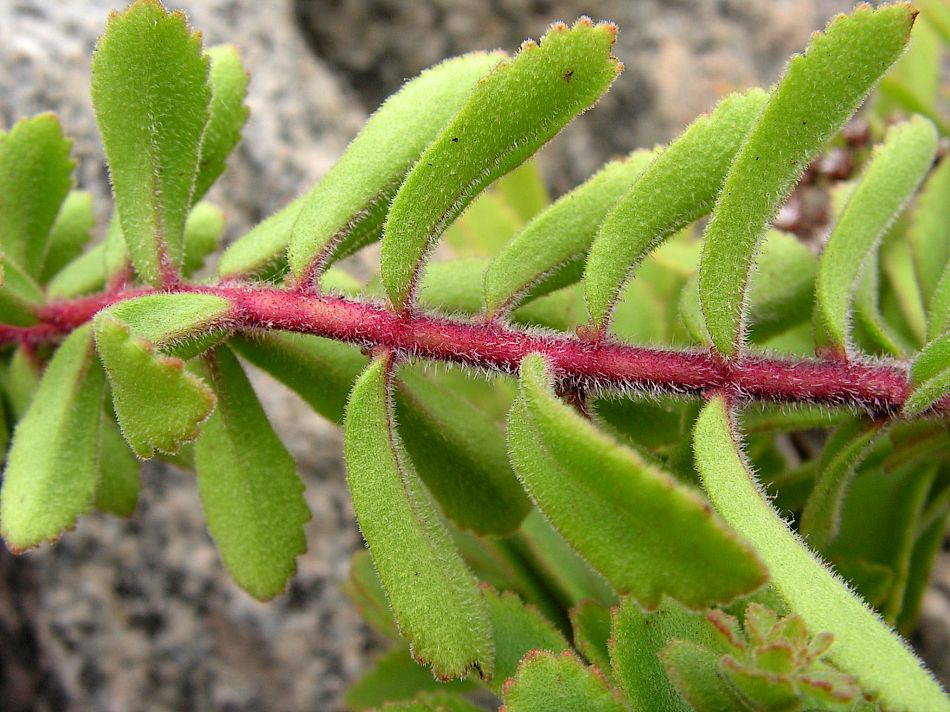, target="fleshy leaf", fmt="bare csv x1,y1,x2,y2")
584,89,767,331
483,585,569,695
183,202,225,276
661,639,745,712
193,45,249,202
343,354,493,680
0,113,74,278
569,601,613,679
376,691,484,712
3,346,41,418
394,366,530,535
699,4,915,356
799,418,884,551
94,314,216,458
381,19,621,312
230,331,367,424
0,255,43,326
41,191,95,283
905,333,950,415
46,242,106,300
909,155,950,305
610,597,717,712
815,116,937,354
0,326,104,552
746,230,818,342
193,347,310,600
285,51,504,284
94,416,141,517
91,0,211,284
929,261,950,342
344,645,474,711
503,650,625,711
102,292,233,359
484,149,653,317
343,550,400,641
693,395,948,710
508,354,766,609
